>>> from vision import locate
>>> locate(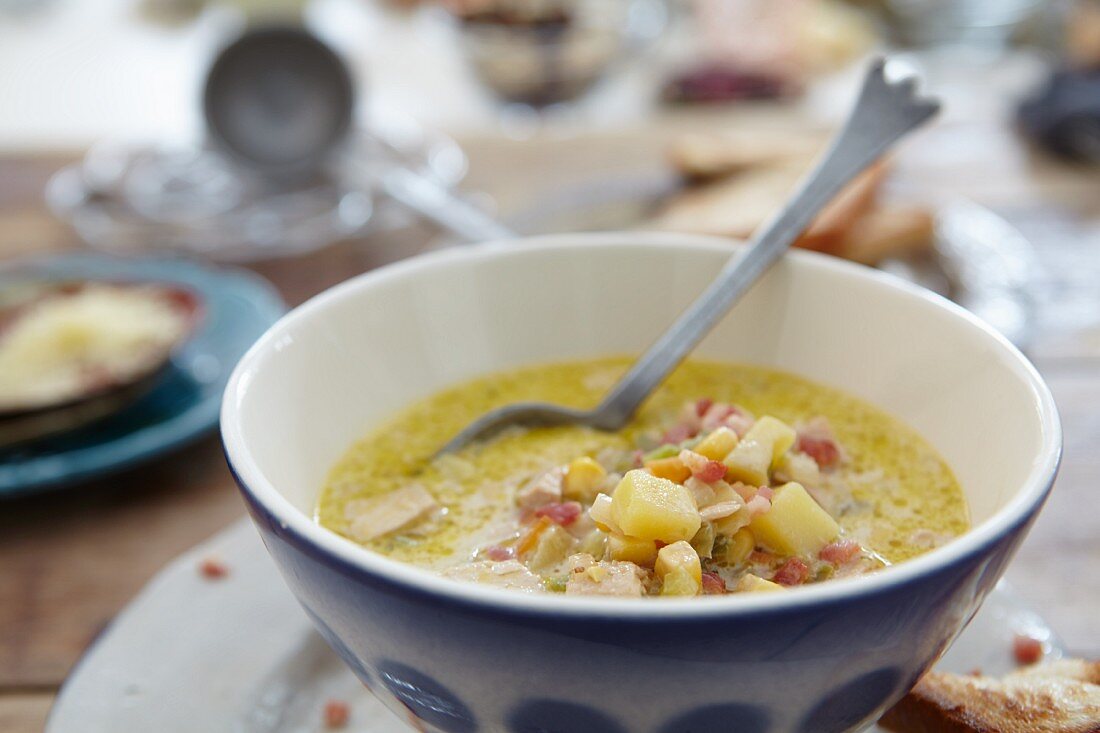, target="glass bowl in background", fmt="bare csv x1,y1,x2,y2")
448,0,669,109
